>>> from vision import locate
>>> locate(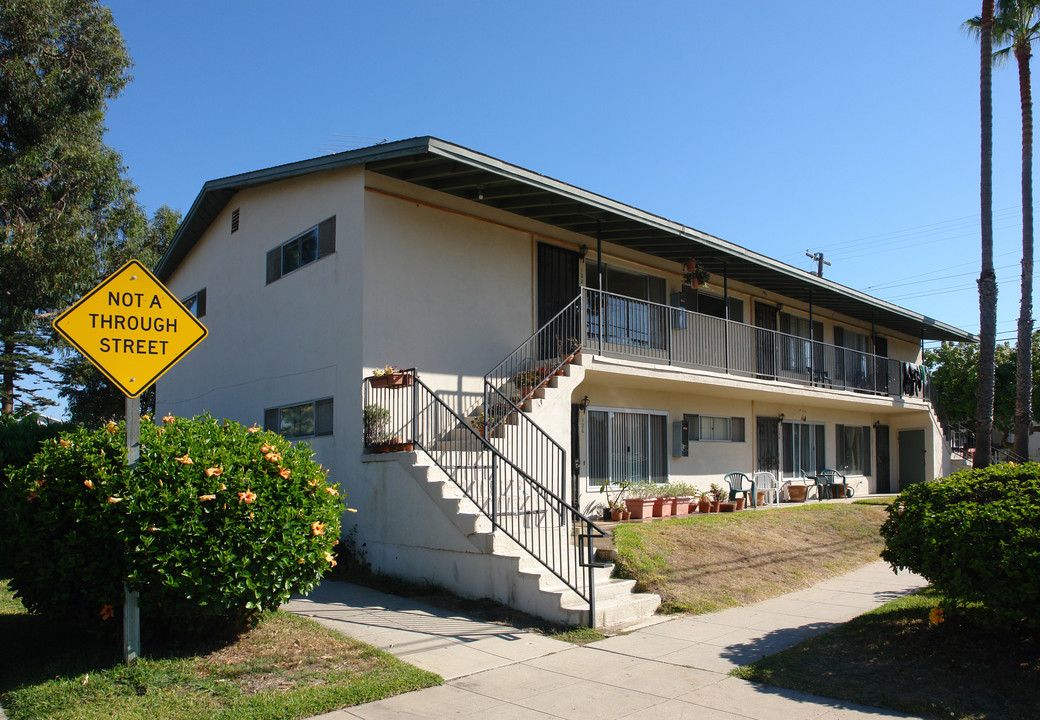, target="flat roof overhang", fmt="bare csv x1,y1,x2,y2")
157,137,976,344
